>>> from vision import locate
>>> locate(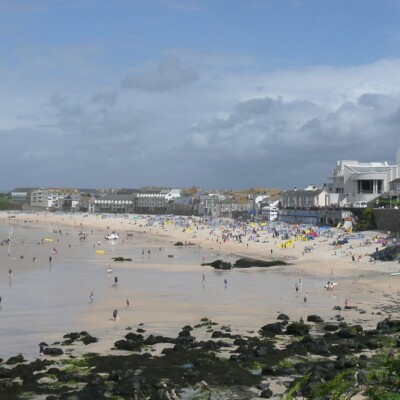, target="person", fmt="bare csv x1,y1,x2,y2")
304,293,308,303
224,279,228,286
90,291,94,303
345,298,349,308
126,299,130,308
202,274,206,283
355,368,366,389
39,344,45,357
295,283,299,292
114,276,118,286
113,309,118,320
49,256,52,263
300,317,304,324
8,269,12,278
107,265,112,274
